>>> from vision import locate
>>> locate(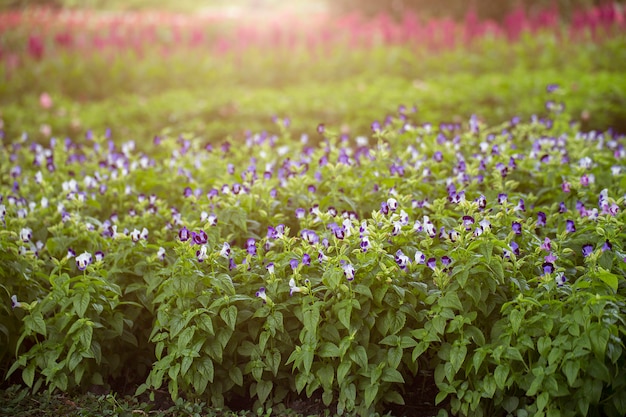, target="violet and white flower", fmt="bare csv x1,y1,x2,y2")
414,250,426,264
220,242,231,258
427,257,437,270
342,263,355,281
94,251,104,262
157,247,166,261
76,251,92,271
395,249,410,270
20,227,32,243
11,295,21,309
555,273,567,286
289,278,306,296
266,262,275,275
193,230,208,245
196,245,208,262
256,287,268,303
441,256,452,267
67,248,76,259
387,198,398,212
360,236,370,252
179,226,191,242
462,215,475,231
